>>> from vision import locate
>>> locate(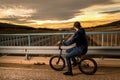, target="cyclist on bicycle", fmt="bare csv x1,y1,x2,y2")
61,21,88,75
